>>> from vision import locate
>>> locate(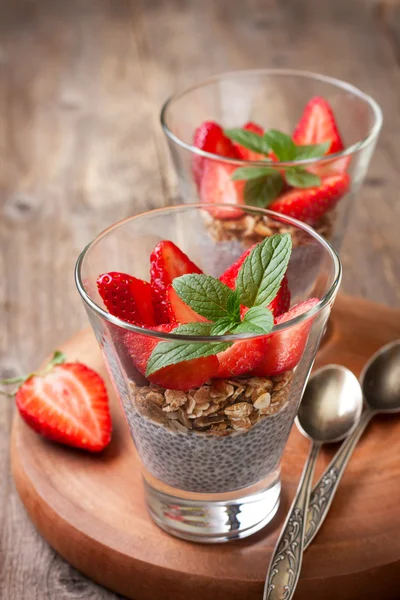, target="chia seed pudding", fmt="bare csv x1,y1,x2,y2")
123,372,295,494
